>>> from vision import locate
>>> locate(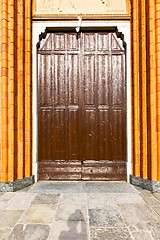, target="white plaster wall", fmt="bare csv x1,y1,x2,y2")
32,20,131,182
